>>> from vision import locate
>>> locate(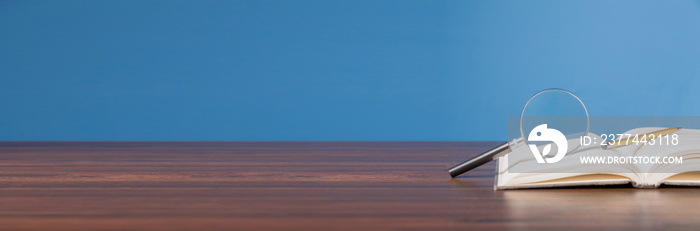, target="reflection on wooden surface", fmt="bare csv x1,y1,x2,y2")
502,187,700,229
0,142,696,230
